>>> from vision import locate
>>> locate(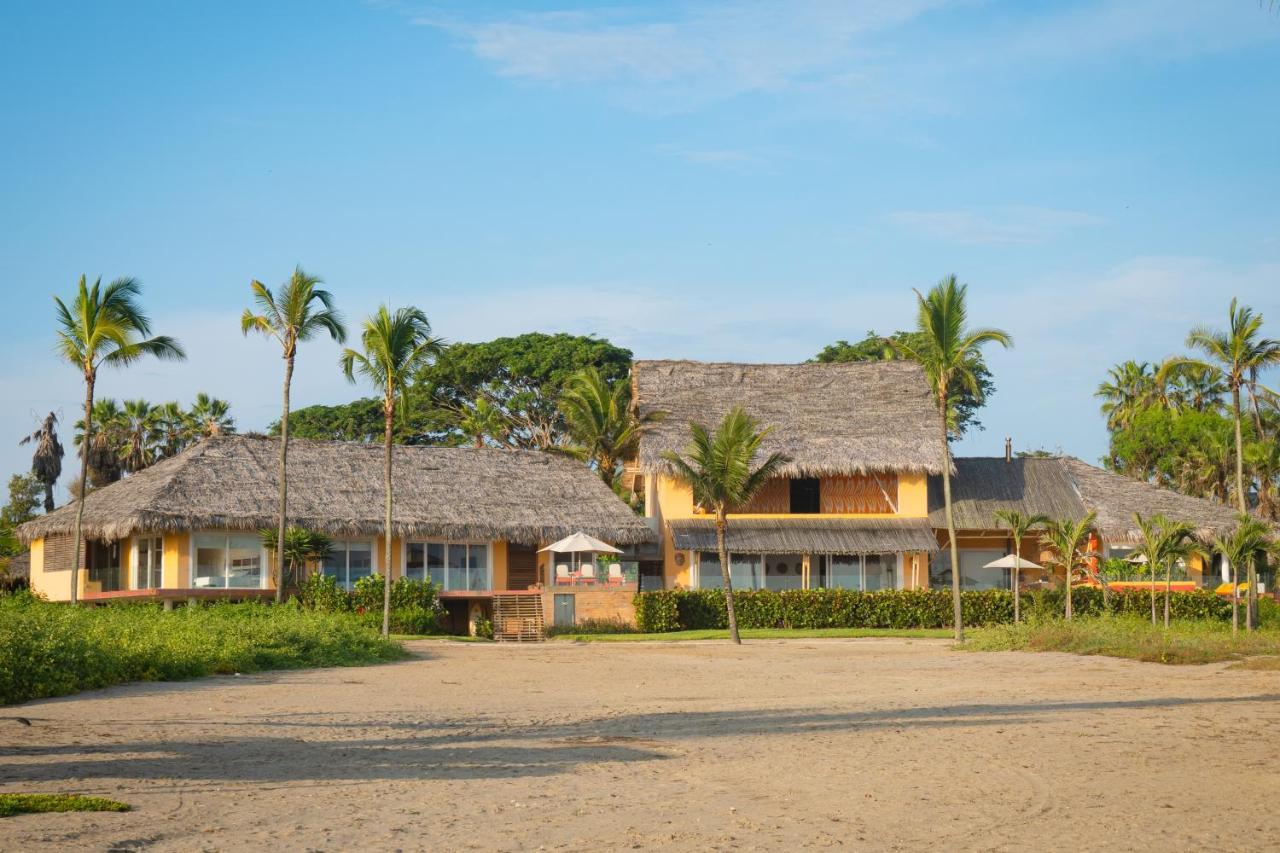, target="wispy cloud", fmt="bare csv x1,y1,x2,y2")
655,143,775,170
887,207,1105,245
414,1,951,101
